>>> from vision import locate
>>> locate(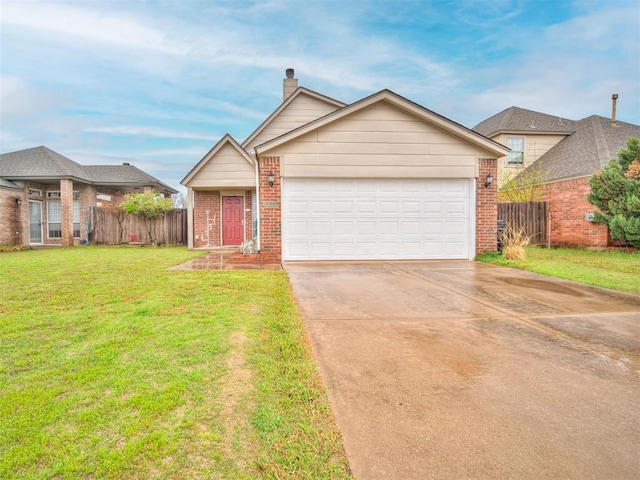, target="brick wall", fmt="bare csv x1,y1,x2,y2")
245,190,253,241
1,182,162,247
476,158,498,254
193,190,221,248
540,177,609,248
0,187,24,245
258,157,282,262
